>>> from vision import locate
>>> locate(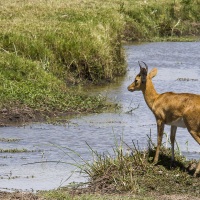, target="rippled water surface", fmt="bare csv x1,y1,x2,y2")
0,42,199,191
